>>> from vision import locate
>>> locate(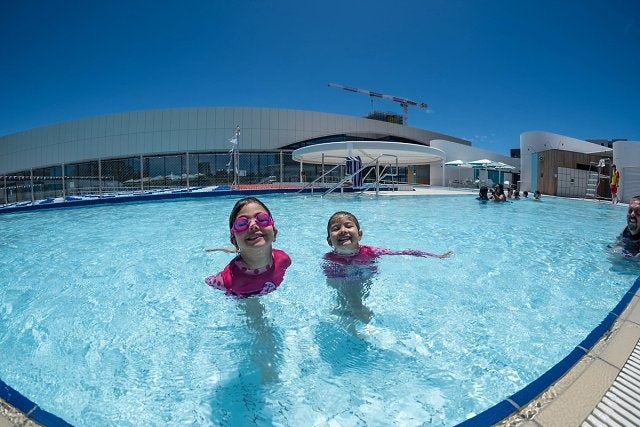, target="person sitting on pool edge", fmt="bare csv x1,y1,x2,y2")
614,195,640,258
205,197,291,297
322,211,452,280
